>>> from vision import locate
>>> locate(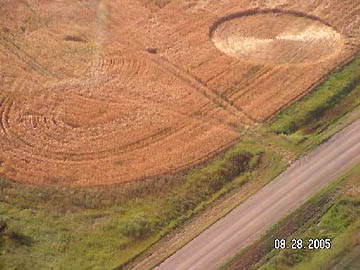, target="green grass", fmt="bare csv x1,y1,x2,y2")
0,141,271,270
221,165,360,270
269,57,360,135
219,53,360,269
290,222,360,270
1,52,360,270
